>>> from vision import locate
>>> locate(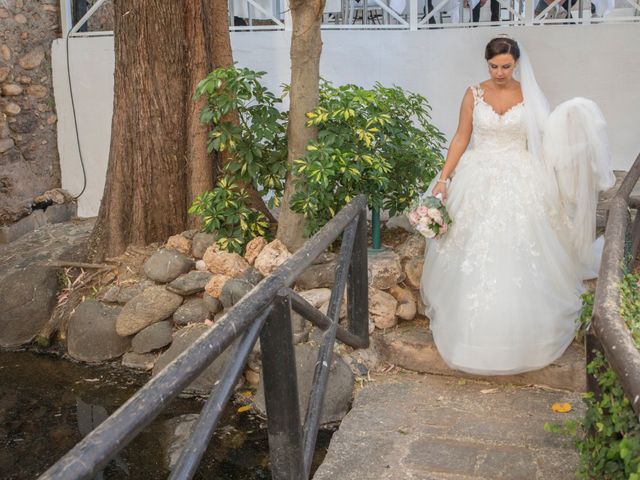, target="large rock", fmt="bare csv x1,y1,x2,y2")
204,274,231,299
166,271,212,296
192,233,217,259
369,287,398,329
122,352,157,371
173,298,209,326
244,236,268,265
254,344,355,425
389,285,417,321
100,279,155,304
239,266,263,286
0,265,58,347
131,321,173,353
253,239,291,276
219,278,254,309
165,234,192,256
397,234,426,261
143,249,195,283
368,250,403,290
115,286,183,336
67,300,130,362
298,288,332,308
404,258,424,289
296,262,336,290
153,324,234,394
202,294,222,315
204,251,250,278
